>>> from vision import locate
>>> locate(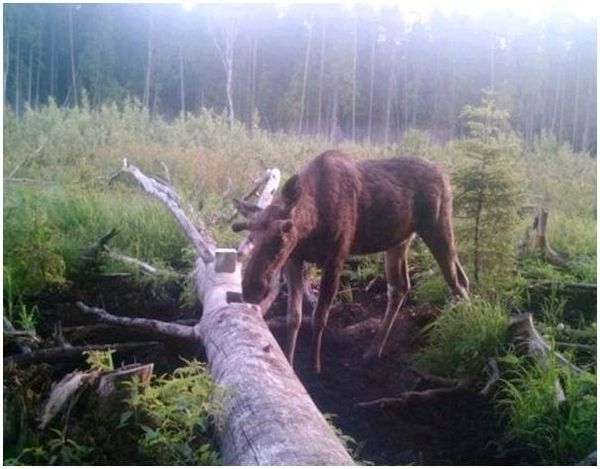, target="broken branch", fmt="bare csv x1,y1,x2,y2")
4,341,163,367
122,158,216,263
76,302,197,340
